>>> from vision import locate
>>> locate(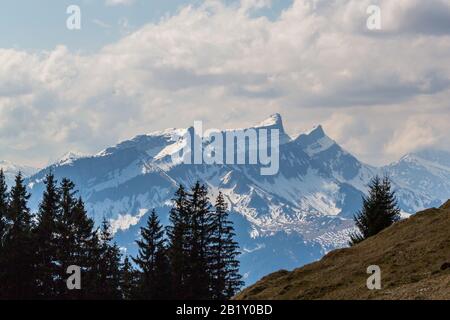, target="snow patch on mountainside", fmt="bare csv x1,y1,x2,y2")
110,208,148,234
